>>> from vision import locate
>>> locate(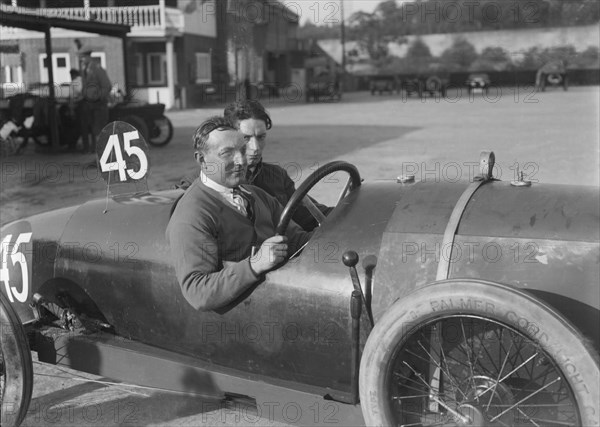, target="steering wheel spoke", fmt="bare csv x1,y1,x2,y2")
302,196,326,226
276,161,361,235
